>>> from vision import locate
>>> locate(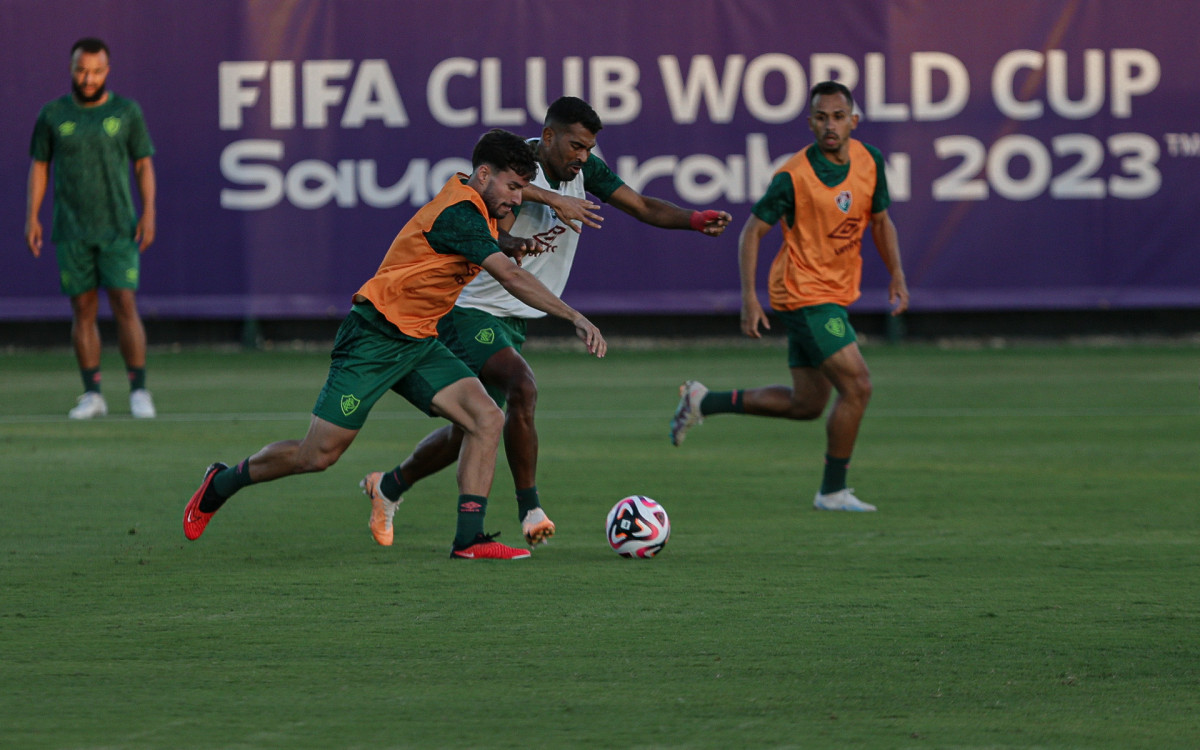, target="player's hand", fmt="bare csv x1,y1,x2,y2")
888,273,910,315
135,214,156,251
740,297,770,339
25,218,43,258
551,195,603,233
572,315,607,358
499,233,538,265
690,210,732,237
